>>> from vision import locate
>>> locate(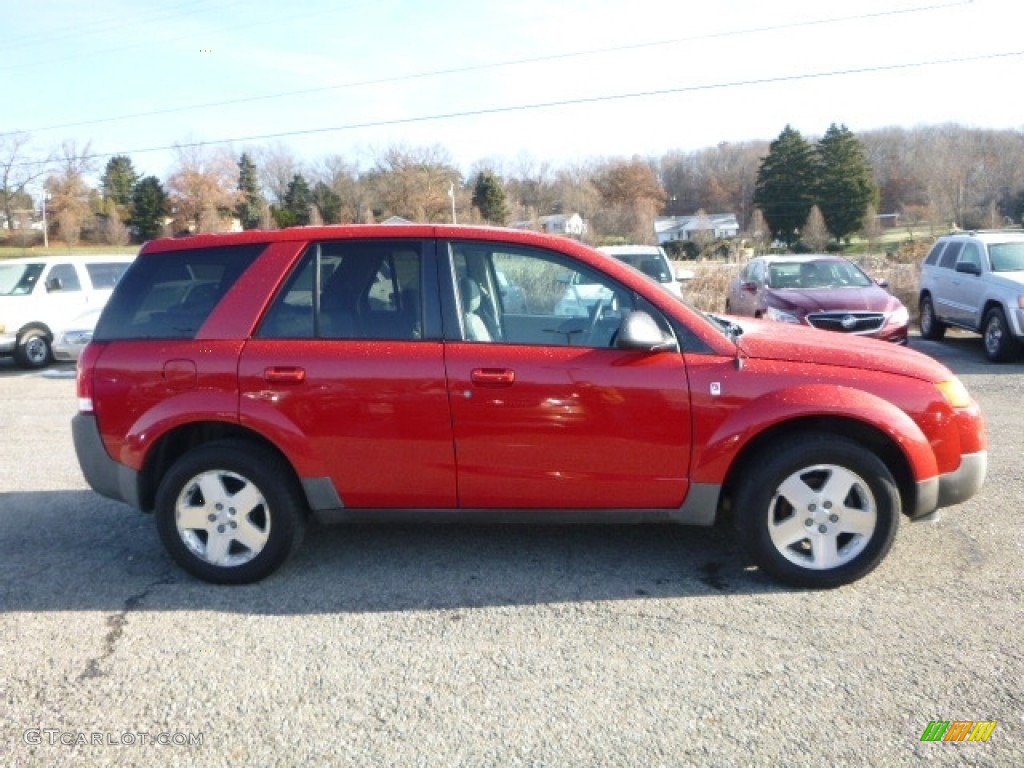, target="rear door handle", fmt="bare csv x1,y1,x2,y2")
264,366,306,384
470,368,515,387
